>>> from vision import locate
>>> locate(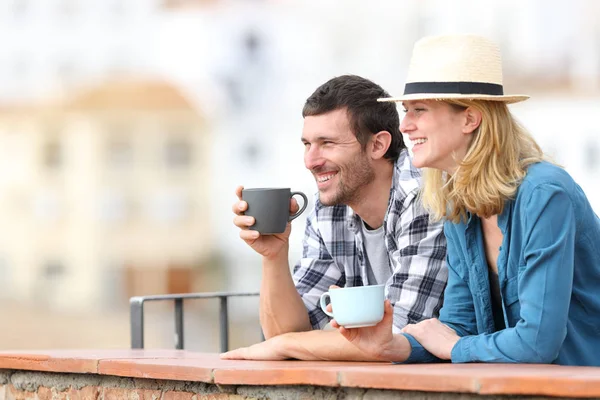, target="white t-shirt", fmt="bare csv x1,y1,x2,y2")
361,220,393,285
